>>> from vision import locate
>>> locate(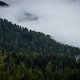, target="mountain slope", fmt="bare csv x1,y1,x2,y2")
0,18,80,55
0,18,80,80
0,0,80,47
